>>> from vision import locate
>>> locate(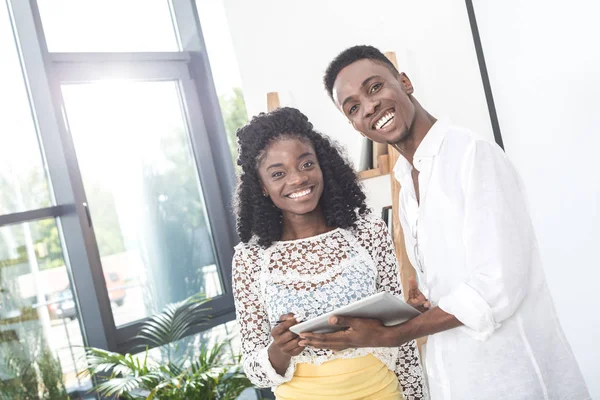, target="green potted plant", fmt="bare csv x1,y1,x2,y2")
80,295,253,399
